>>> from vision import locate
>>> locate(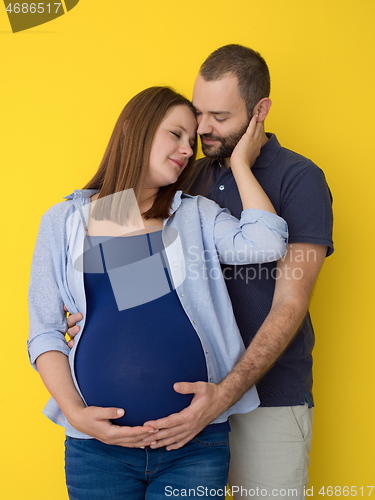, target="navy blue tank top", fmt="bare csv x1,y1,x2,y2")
74,232,210,427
